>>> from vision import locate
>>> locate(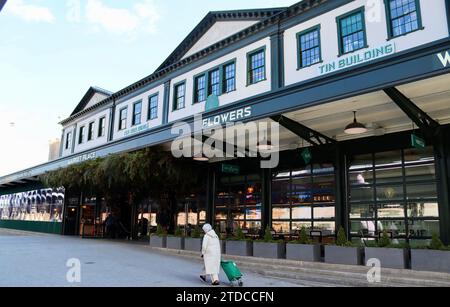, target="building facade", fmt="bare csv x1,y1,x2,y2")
1,0,450,244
